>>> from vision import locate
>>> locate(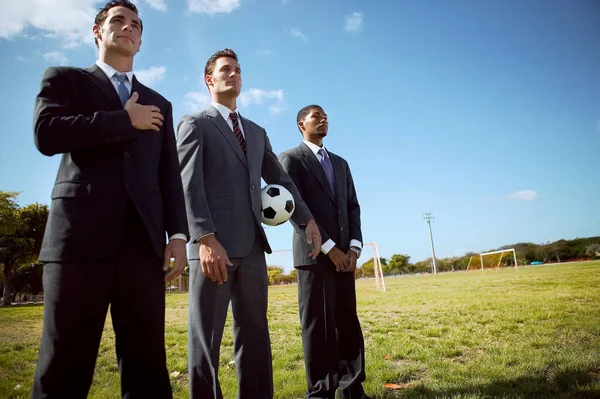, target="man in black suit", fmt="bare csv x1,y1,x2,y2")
279,105,369,399
31,1,188,398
